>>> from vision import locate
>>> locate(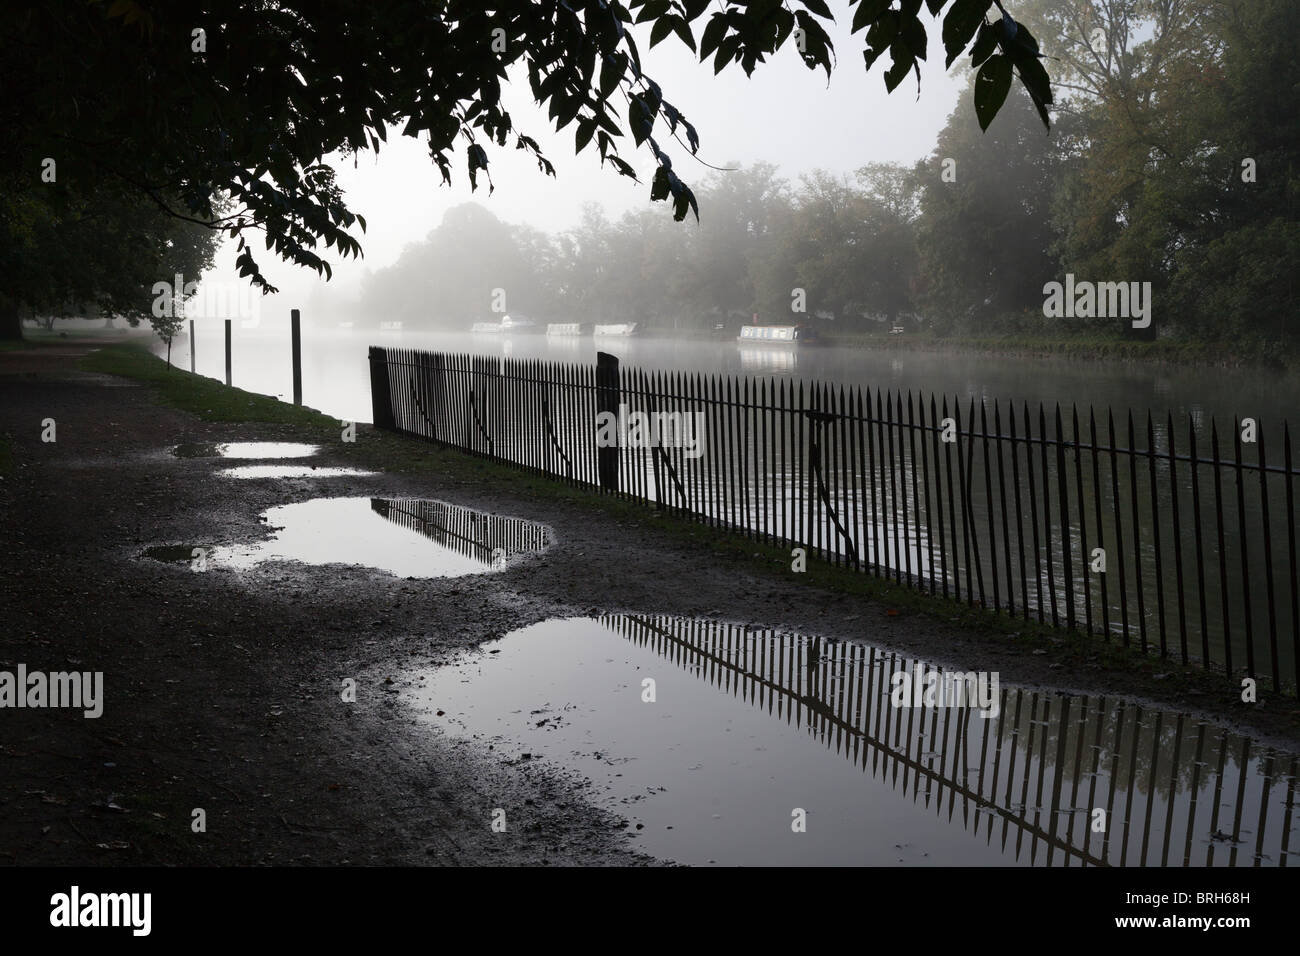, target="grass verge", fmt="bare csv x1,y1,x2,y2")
82,343,335,426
